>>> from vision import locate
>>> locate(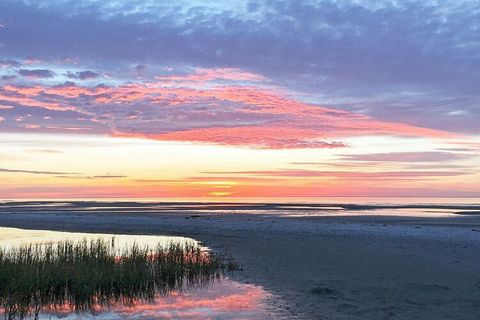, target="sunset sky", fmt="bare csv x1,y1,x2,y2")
1,0,479,198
